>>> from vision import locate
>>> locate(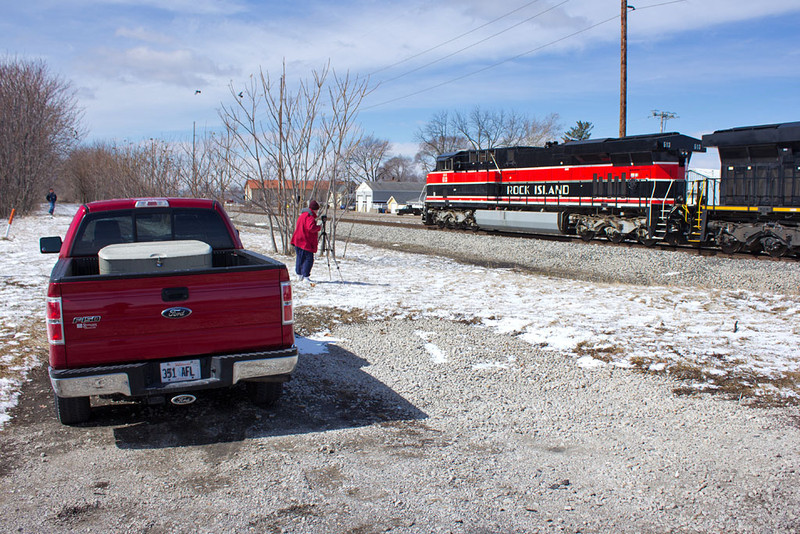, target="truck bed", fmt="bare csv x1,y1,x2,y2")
49,249,292,369
52,249,282,280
